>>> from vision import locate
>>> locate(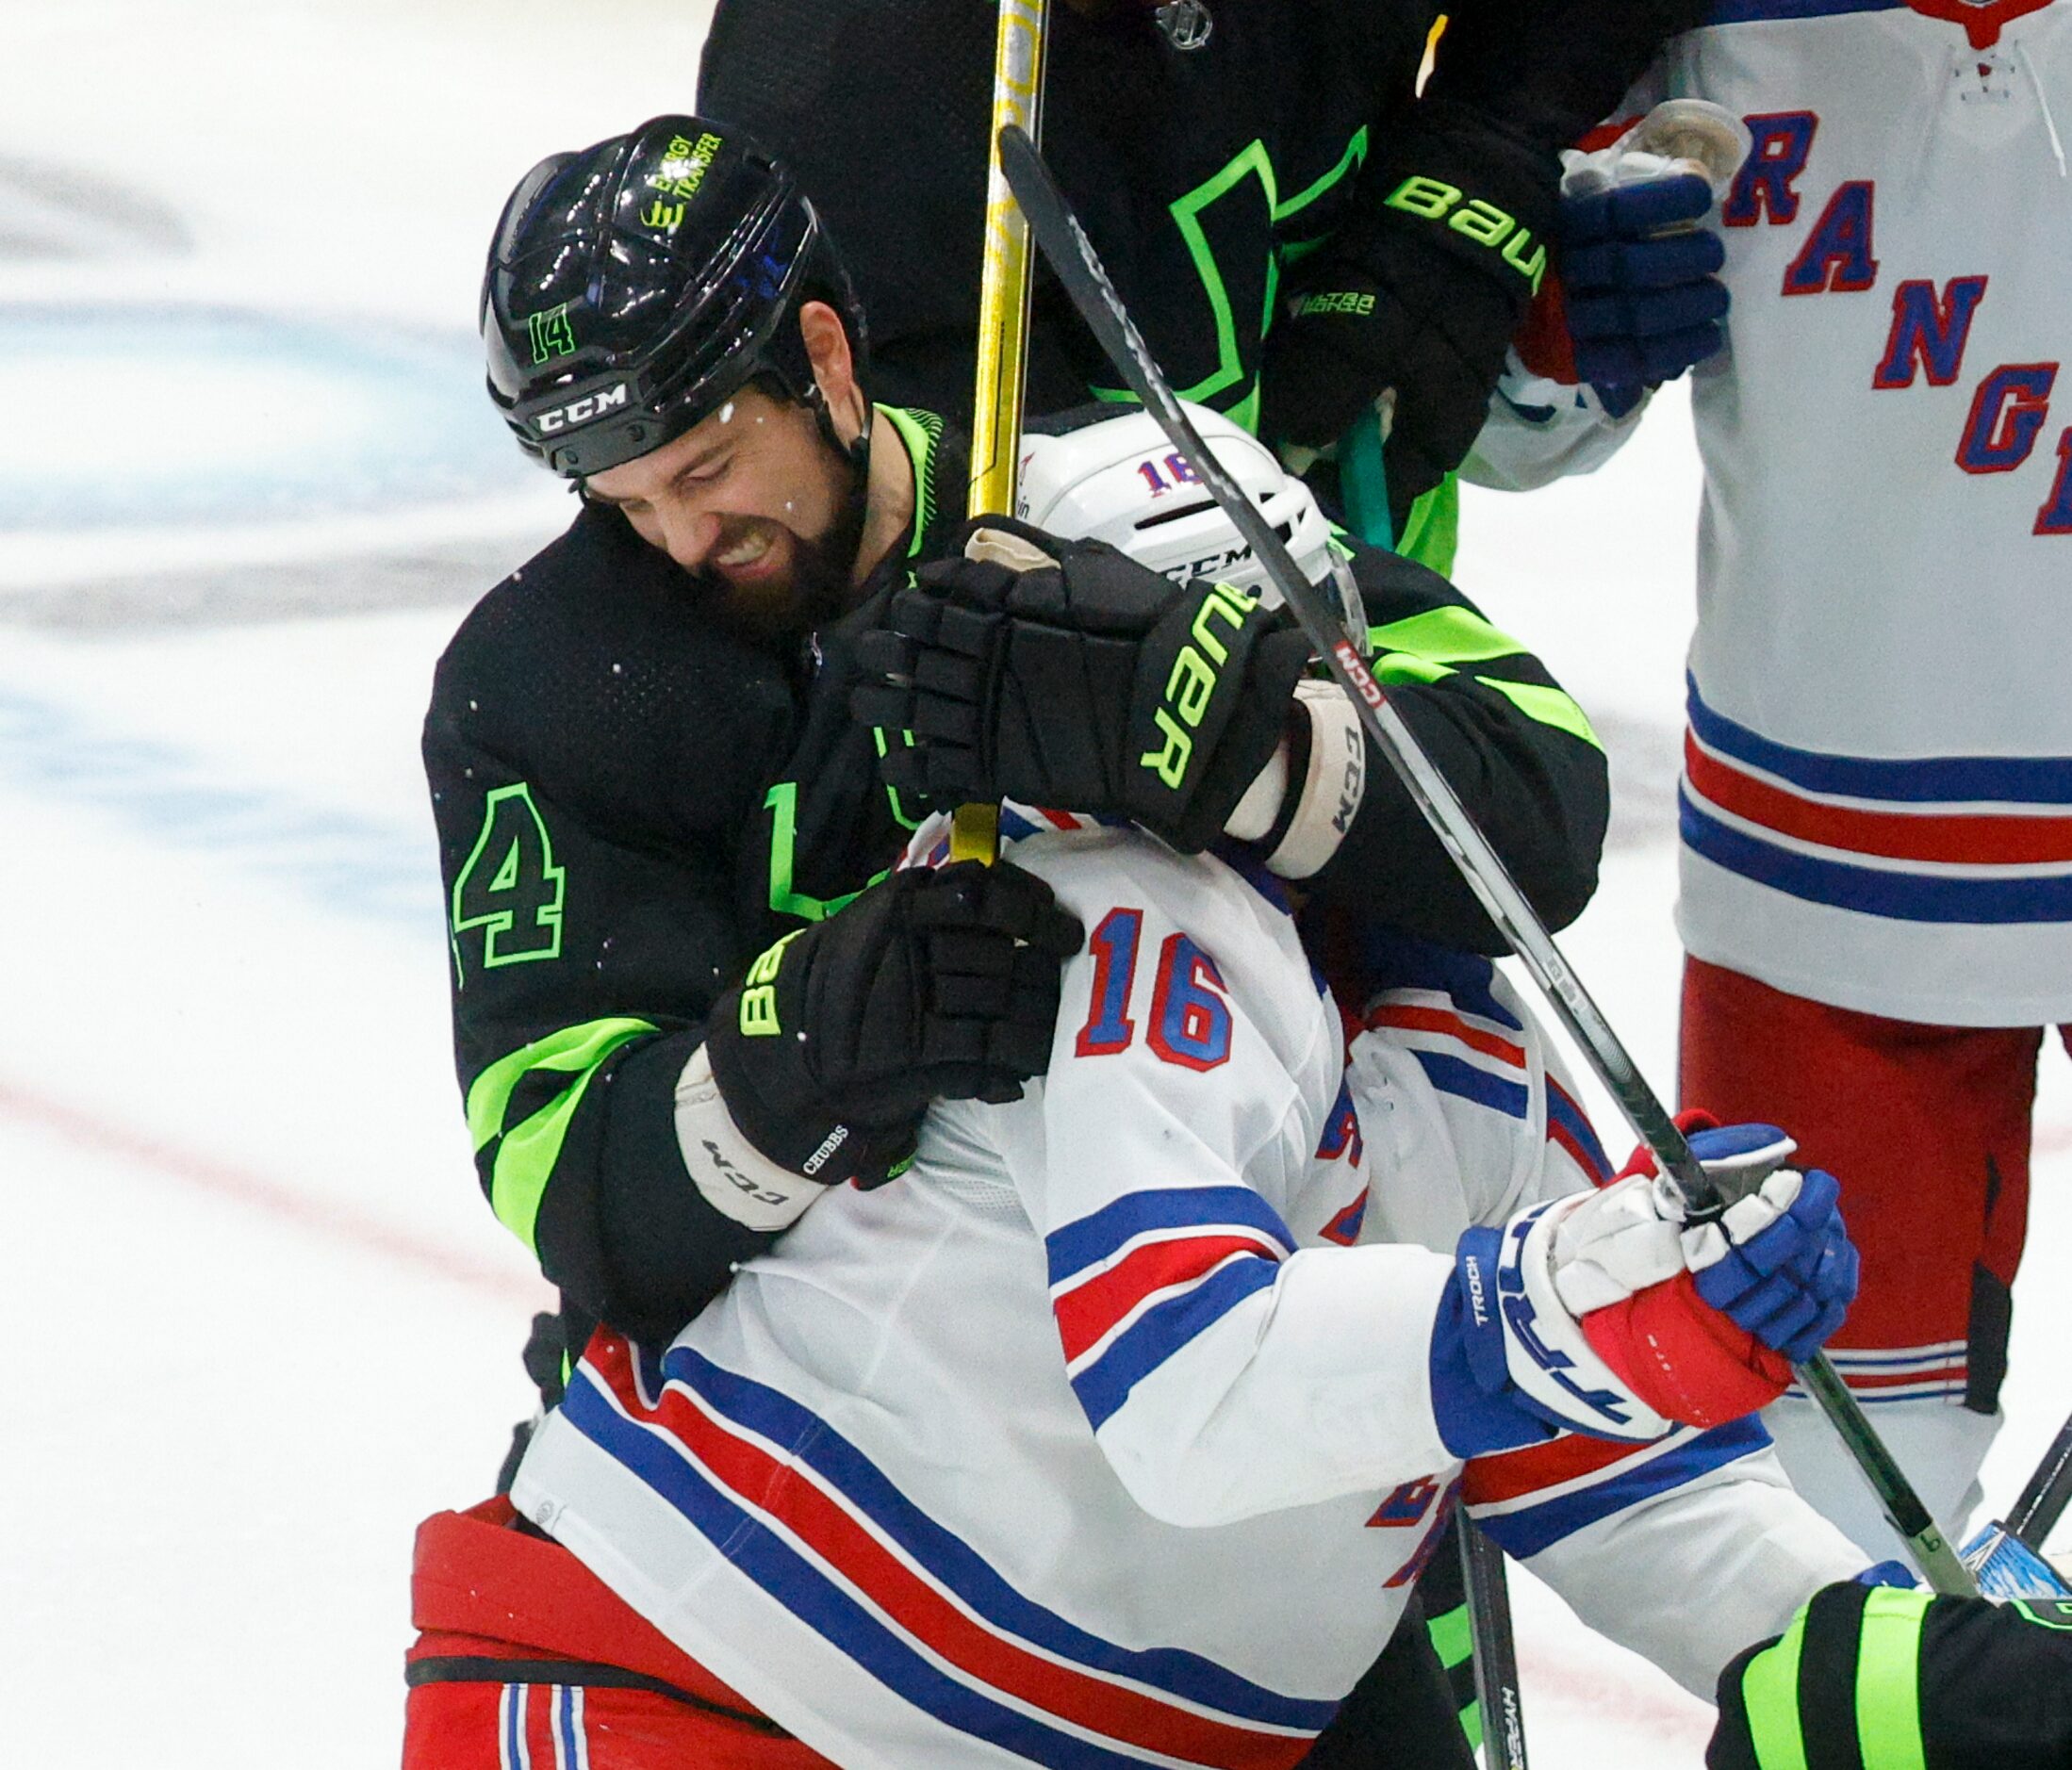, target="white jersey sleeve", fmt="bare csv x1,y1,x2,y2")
988,828,1459,1529
1342,934,1865,1696
1462,369,1653,493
